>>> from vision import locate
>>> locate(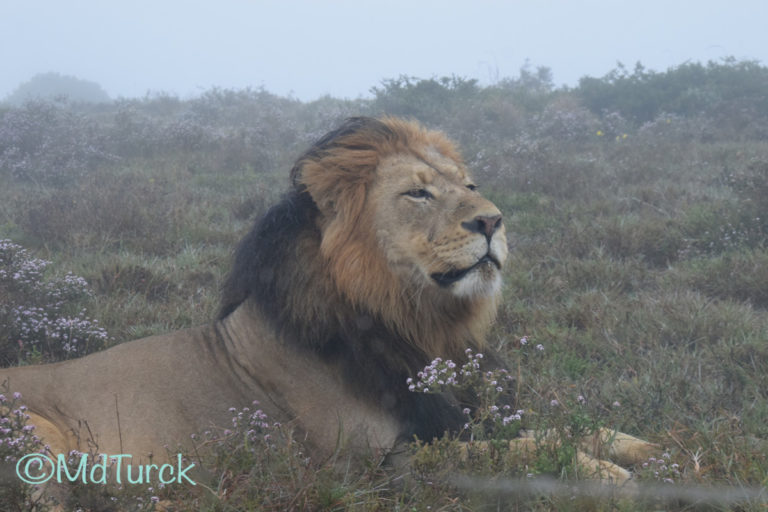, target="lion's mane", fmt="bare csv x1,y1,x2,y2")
218,117,504,441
